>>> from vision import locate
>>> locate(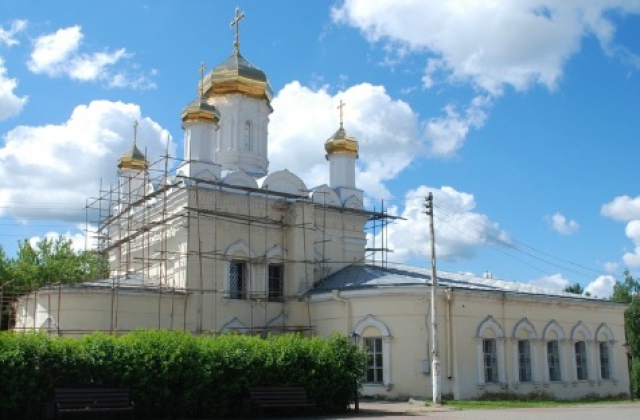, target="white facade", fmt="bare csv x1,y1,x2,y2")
11,26,631,402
